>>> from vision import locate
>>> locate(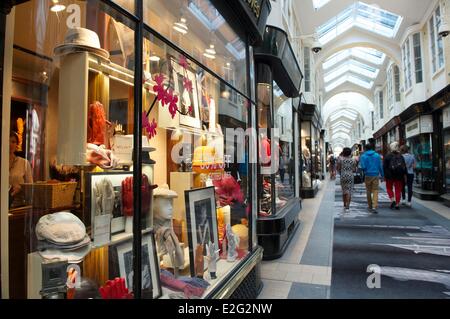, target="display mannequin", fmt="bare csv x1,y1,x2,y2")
302,147,312,187
153,184,185,275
